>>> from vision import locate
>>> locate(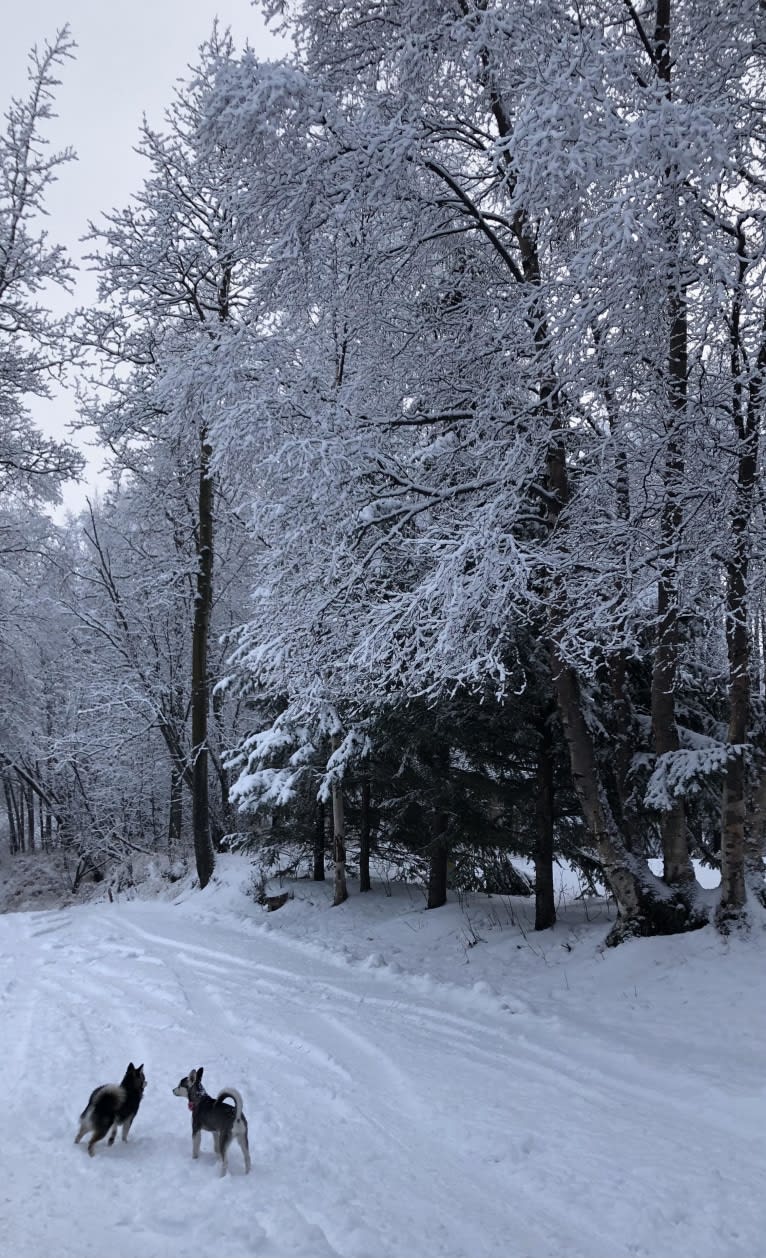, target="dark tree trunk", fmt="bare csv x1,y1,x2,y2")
12,781,24,853
189,254,234,888
650,283,691,885
211,687,232,841
35,763,42,842
592,335,638,852
26,785,35,851
649,0,694,887
313,801,326,881
331,735,348,906
191,429,216,890
607,655,637,849
4,779,18,854
718,236,766,926
534,714,556,931
359,778,371,892
652,563,691,885
427,812,449,910
168,765,183,856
